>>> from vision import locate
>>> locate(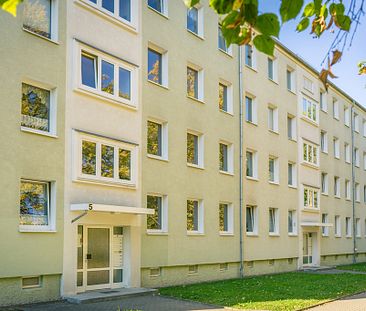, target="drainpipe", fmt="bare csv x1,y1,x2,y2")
238,45,244,278
351,102,357,264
